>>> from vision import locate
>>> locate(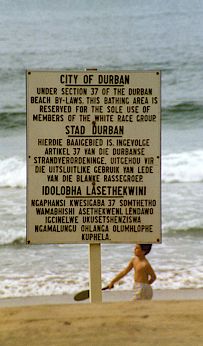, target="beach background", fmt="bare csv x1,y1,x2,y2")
0,0,203,301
